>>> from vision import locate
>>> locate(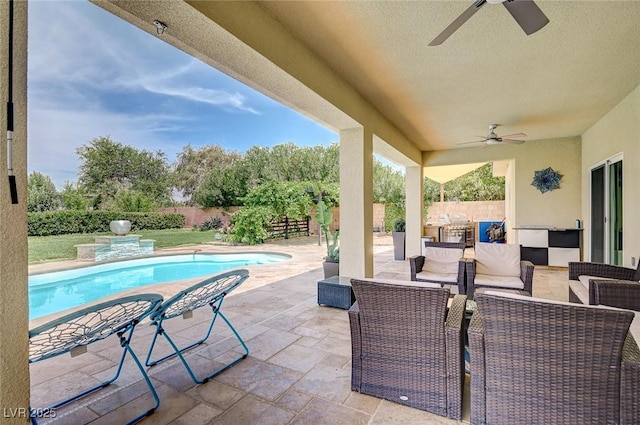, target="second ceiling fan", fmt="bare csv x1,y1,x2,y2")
429,0,549,46
458,124,527,147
